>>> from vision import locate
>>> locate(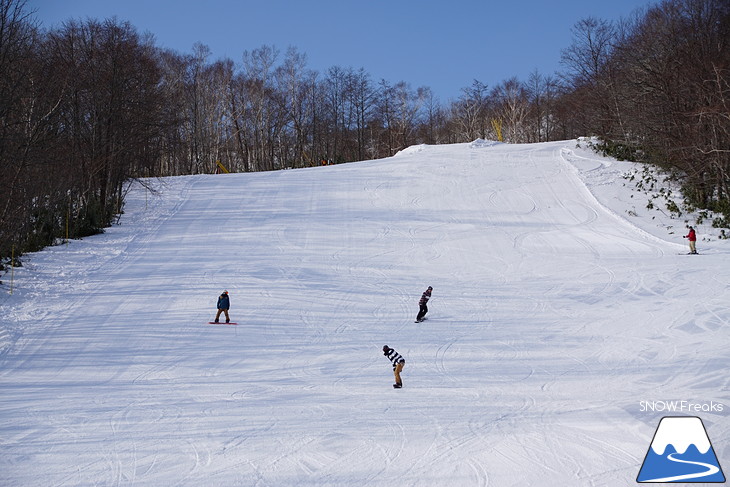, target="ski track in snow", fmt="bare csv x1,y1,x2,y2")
0,140,728,486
